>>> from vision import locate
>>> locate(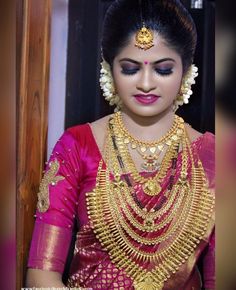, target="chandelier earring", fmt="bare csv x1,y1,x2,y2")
99,59,122,112
173,64,198,112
